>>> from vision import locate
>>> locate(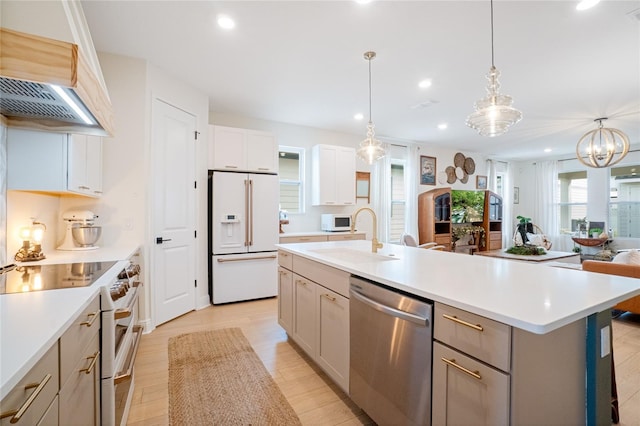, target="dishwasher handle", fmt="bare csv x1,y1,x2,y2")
350,288,430,326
